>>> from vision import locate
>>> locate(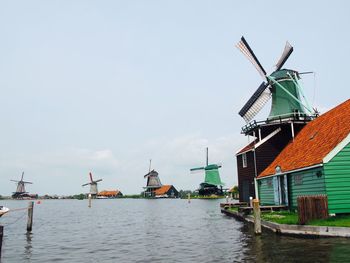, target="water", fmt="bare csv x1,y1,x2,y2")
1,199,350,263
